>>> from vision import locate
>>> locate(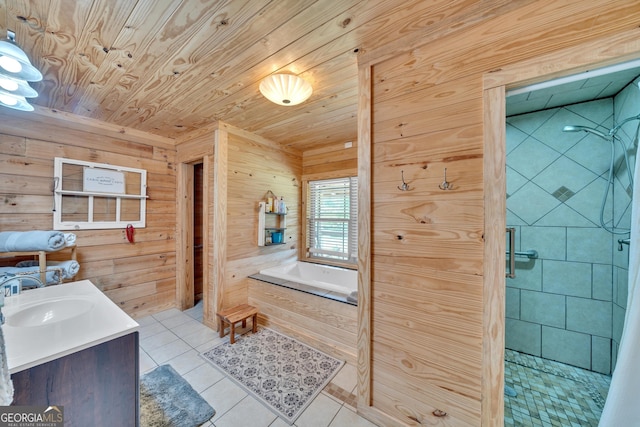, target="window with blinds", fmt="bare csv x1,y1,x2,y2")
307,177,357,263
